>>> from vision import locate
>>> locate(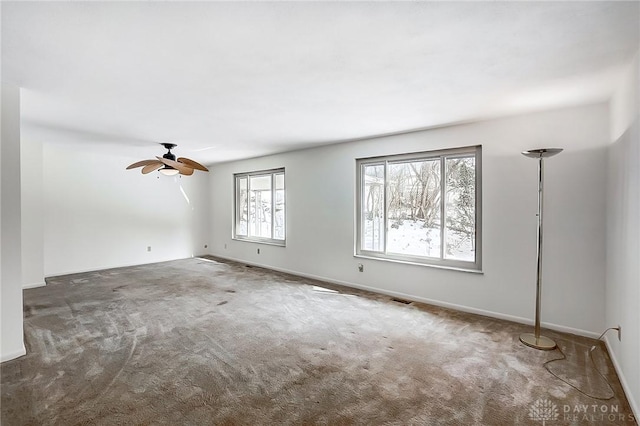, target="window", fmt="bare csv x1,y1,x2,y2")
356,146,481,271
234,168,285,245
